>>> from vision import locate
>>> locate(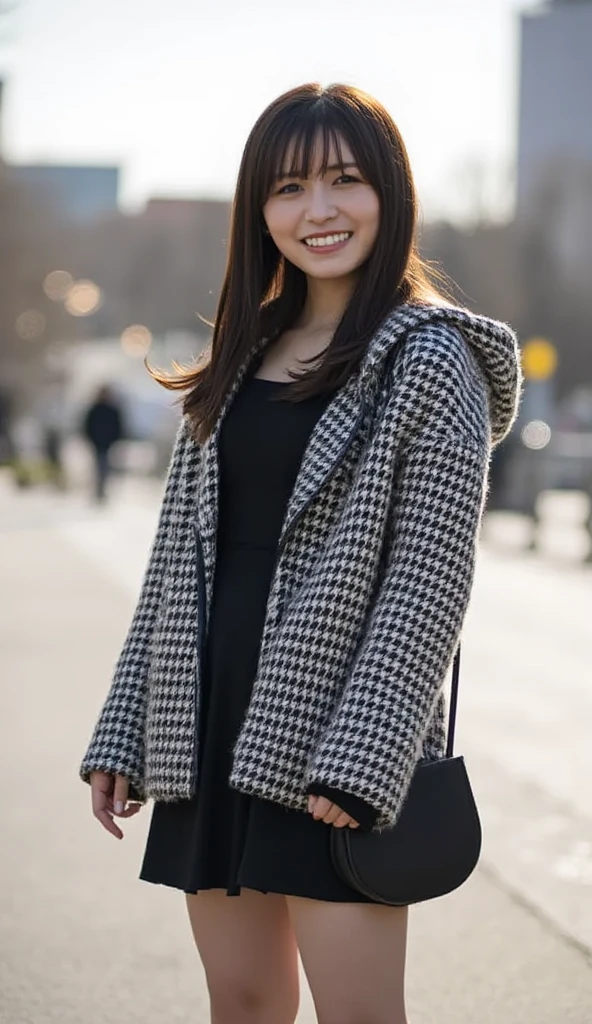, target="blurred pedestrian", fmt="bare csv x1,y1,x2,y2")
81,385,124,502
0,387,15,467
80,83,522,1024
39,382,68,490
